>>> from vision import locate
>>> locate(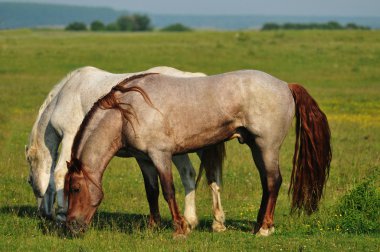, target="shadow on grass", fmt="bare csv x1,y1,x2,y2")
0,205,253,236
0,205,38,218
